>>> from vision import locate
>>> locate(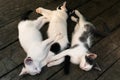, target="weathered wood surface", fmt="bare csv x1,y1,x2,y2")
98,59,120,80
0,0,54,28
78,0,120,20
0,0,120,80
